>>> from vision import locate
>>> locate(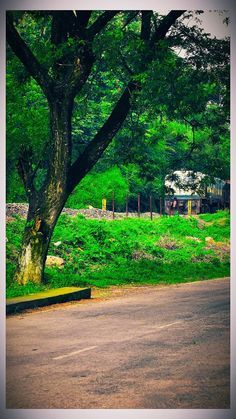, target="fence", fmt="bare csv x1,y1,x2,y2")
101,194,164,220
100,193,225,219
